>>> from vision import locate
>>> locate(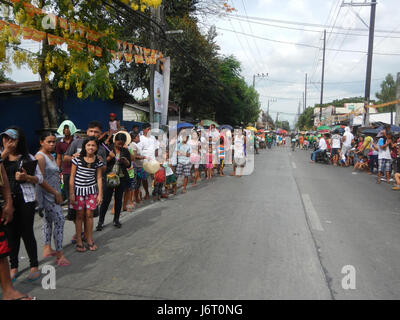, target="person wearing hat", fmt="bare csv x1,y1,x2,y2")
0,127,44,282
108,113,120,135
56,121,77,206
